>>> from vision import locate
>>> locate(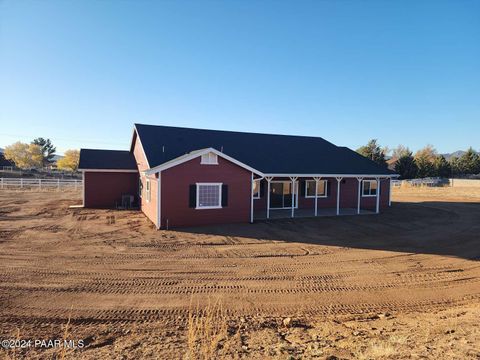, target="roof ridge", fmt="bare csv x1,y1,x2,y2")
134,123,337,143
